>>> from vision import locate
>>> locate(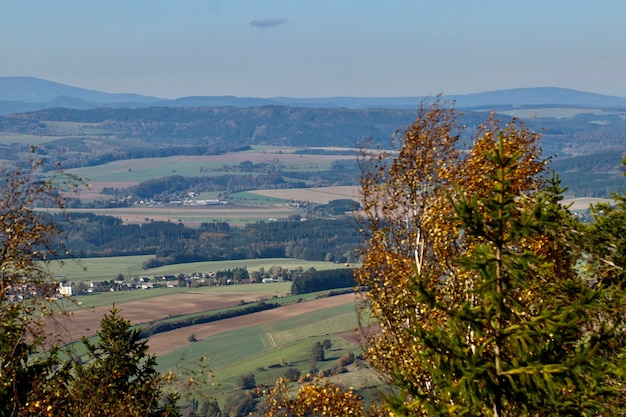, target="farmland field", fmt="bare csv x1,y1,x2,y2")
247,185,360,204
145,293,356,357
0,133,60,146
63,204,301,226
49,256,353,283
149,293,364,394
49,280,367,399
64,147,356,185
561,197,615,210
